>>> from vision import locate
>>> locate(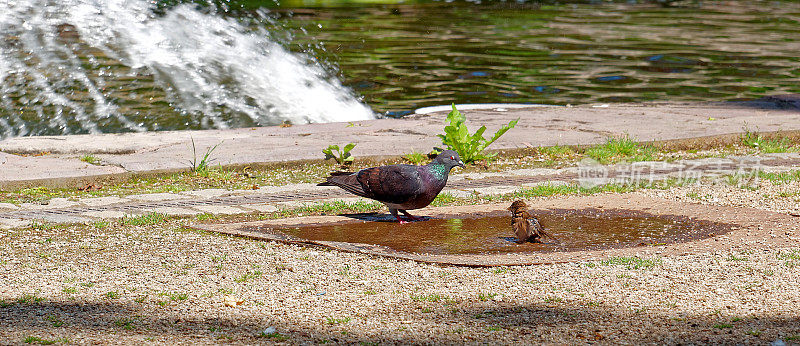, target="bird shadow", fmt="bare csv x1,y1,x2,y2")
339,212,433,223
